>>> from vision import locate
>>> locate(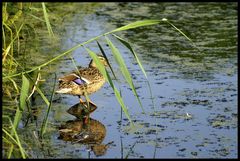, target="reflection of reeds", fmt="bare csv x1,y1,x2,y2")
120,136,123,159
125,140,138,159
